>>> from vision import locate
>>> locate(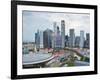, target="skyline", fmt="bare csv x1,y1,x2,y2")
22,11,90,42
